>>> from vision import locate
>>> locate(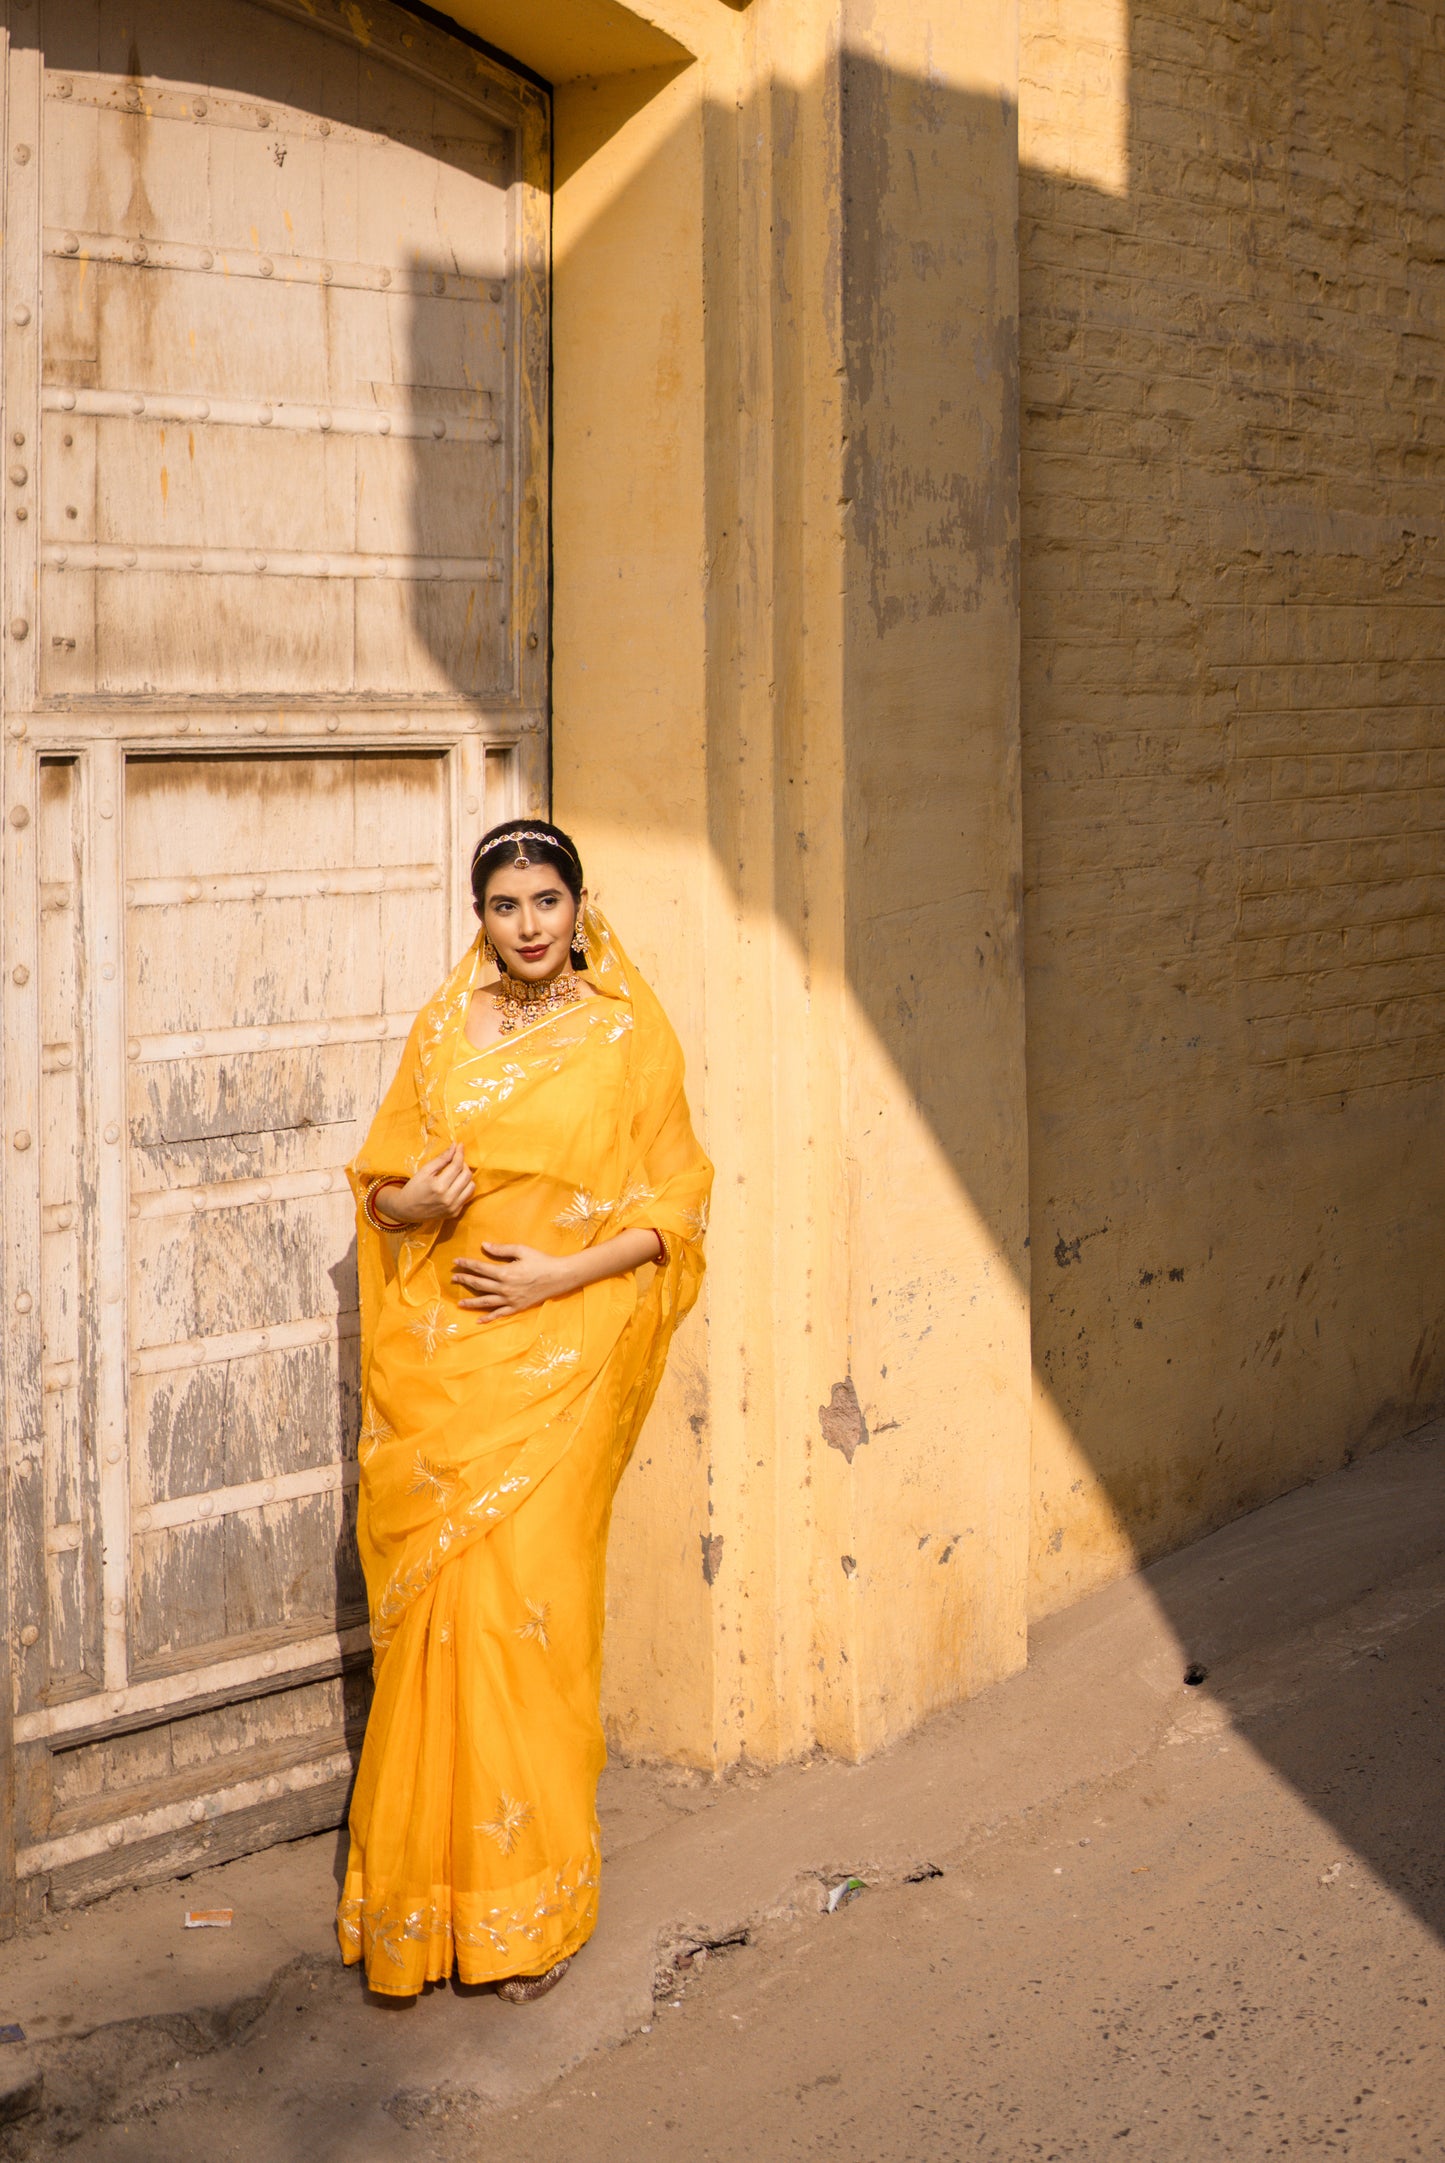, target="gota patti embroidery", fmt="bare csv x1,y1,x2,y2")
369,1459,542,1658
554,1173,658,1238
516,1335,581,1387
477,1793,533,1855
405,1300,461,1360
336,1844,601,1974
409,1453,459,1505
447,1057,528,1124
358,1400,392,1466
442,997,620,1129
